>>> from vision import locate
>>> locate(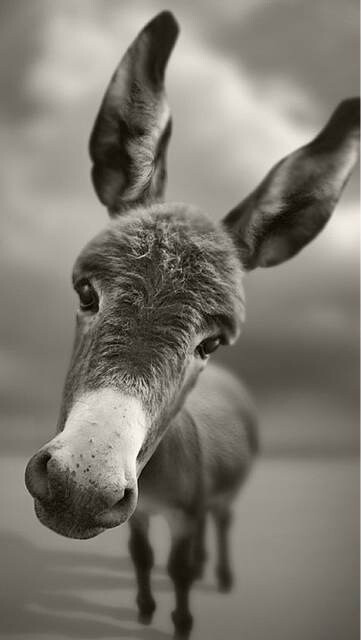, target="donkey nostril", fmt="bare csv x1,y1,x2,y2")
25,451,52,502
113,488,133,510
95,488,136,528
108,488,134,515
